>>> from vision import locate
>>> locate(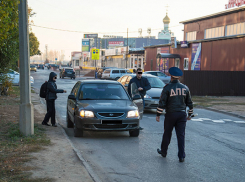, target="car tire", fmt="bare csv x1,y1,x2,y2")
74,120,83,137
129,129,140,137
73,77,75,80
62,76,64,79
66,112,74,128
